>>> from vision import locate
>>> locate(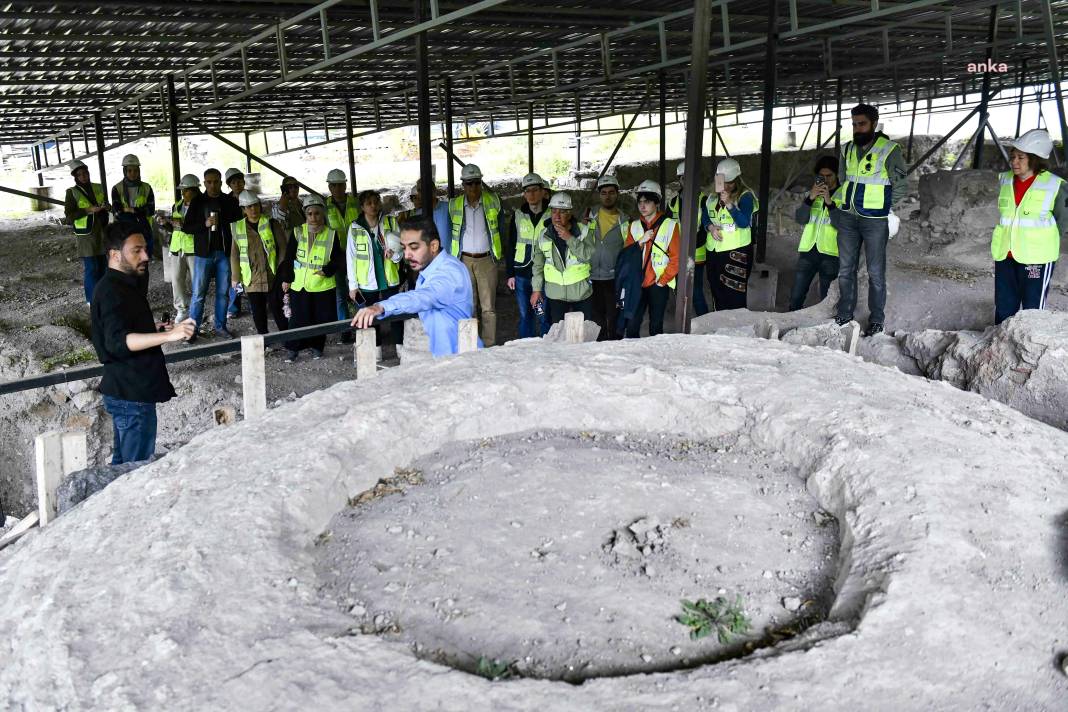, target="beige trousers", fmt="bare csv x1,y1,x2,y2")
461,254,498,346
